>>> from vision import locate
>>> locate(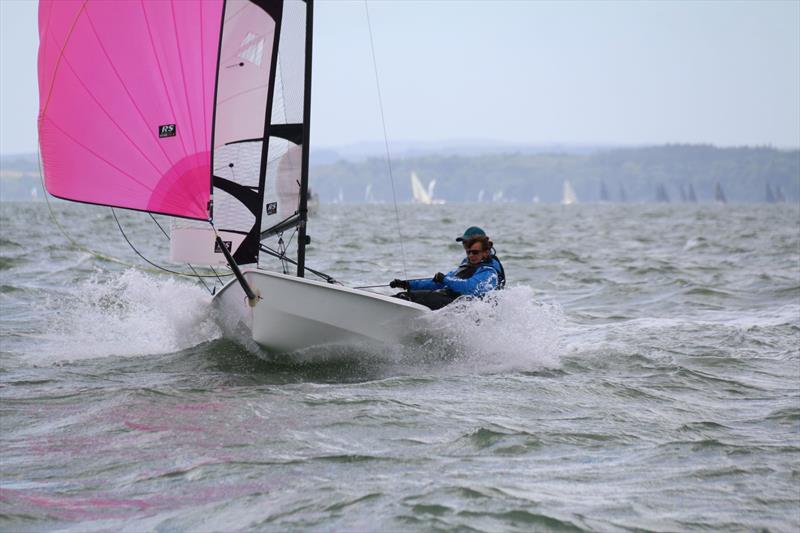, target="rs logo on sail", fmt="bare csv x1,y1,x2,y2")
214,240,232,254
158,124,176,138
